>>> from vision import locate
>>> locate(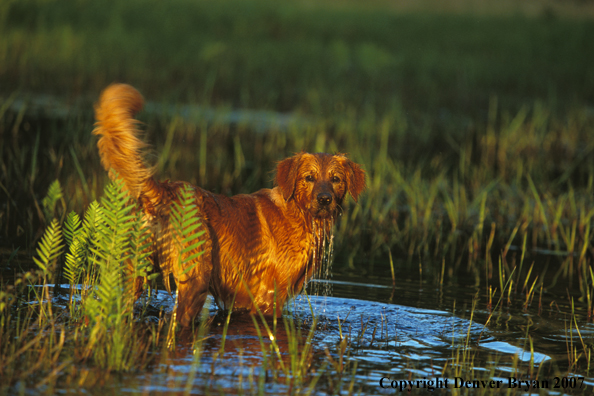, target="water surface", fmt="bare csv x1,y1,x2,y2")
61,258,593,395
